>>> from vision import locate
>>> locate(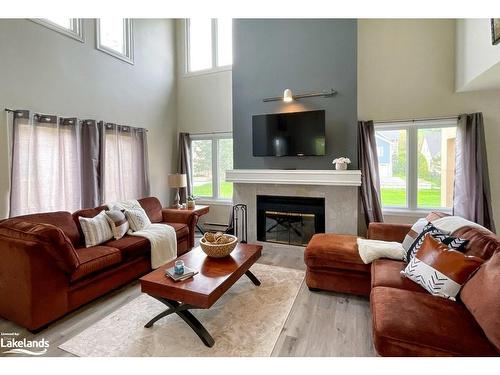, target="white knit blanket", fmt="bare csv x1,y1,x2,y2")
108,200,177,269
